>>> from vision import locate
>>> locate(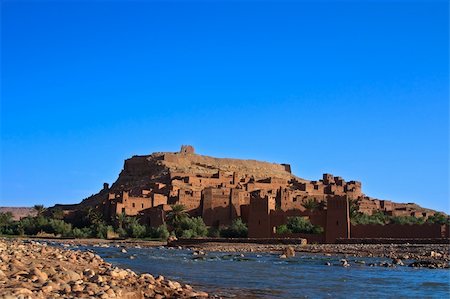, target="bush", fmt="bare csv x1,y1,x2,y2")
91,223,113,239
207,227,220,238
72,227,92,238
155,224,170,240
175,217,207,238
220,218,248,238
116,227,127,238
48,219,73,237
286,217,323,234
351,211,389,225
390,216,425,225
145,224,170,240
426,213,450,225
276,224,291,234
128,223,146,238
